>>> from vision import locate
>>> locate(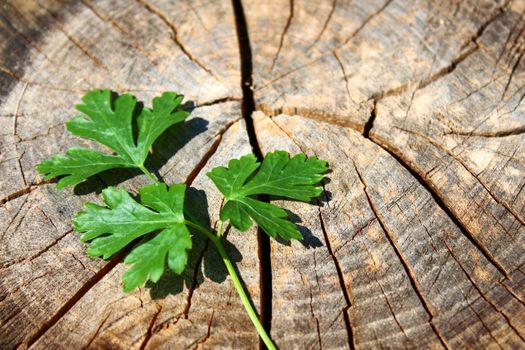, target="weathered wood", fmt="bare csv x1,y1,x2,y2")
0,0,258,349
30,120,261,350
2,0,525,348
242,0,525,348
